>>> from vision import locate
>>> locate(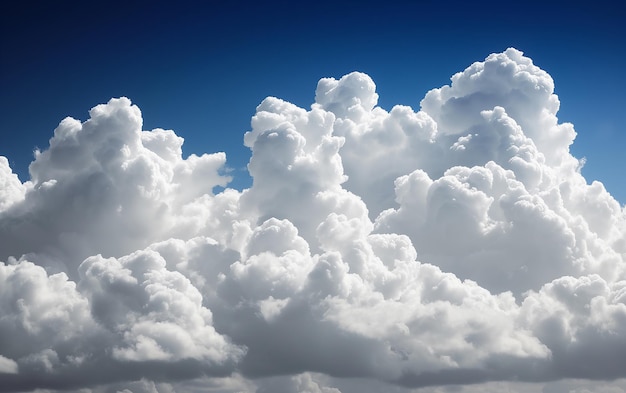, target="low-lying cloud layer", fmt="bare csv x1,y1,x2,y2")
1,48,625,392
